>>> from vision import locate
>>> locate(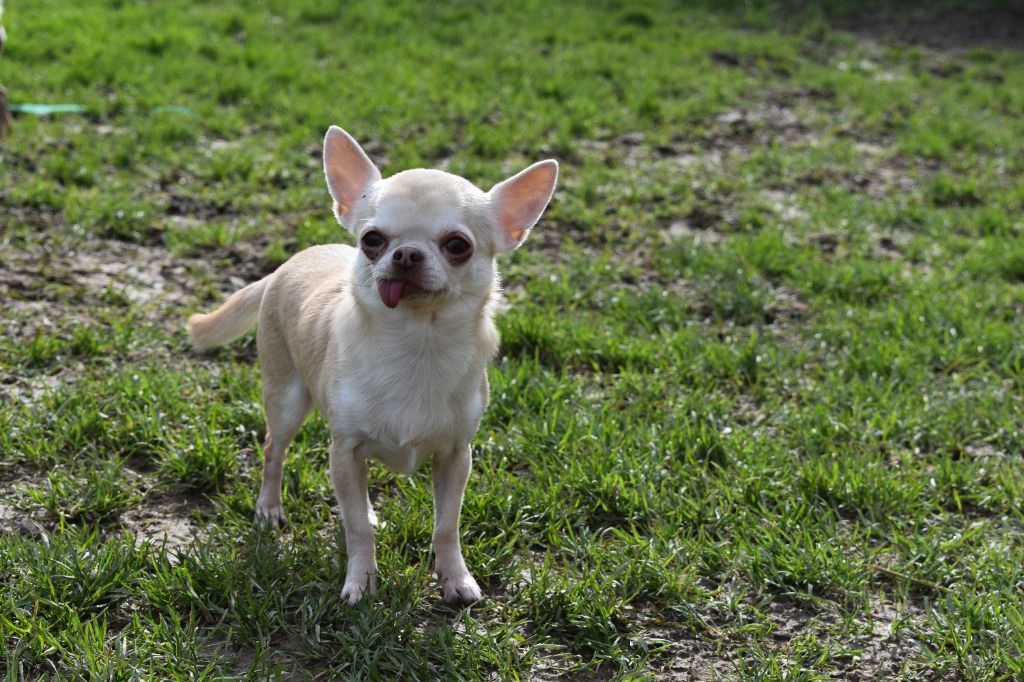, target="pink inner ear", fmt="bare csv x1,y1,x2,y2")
323,127,380,225
493,160,558,249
